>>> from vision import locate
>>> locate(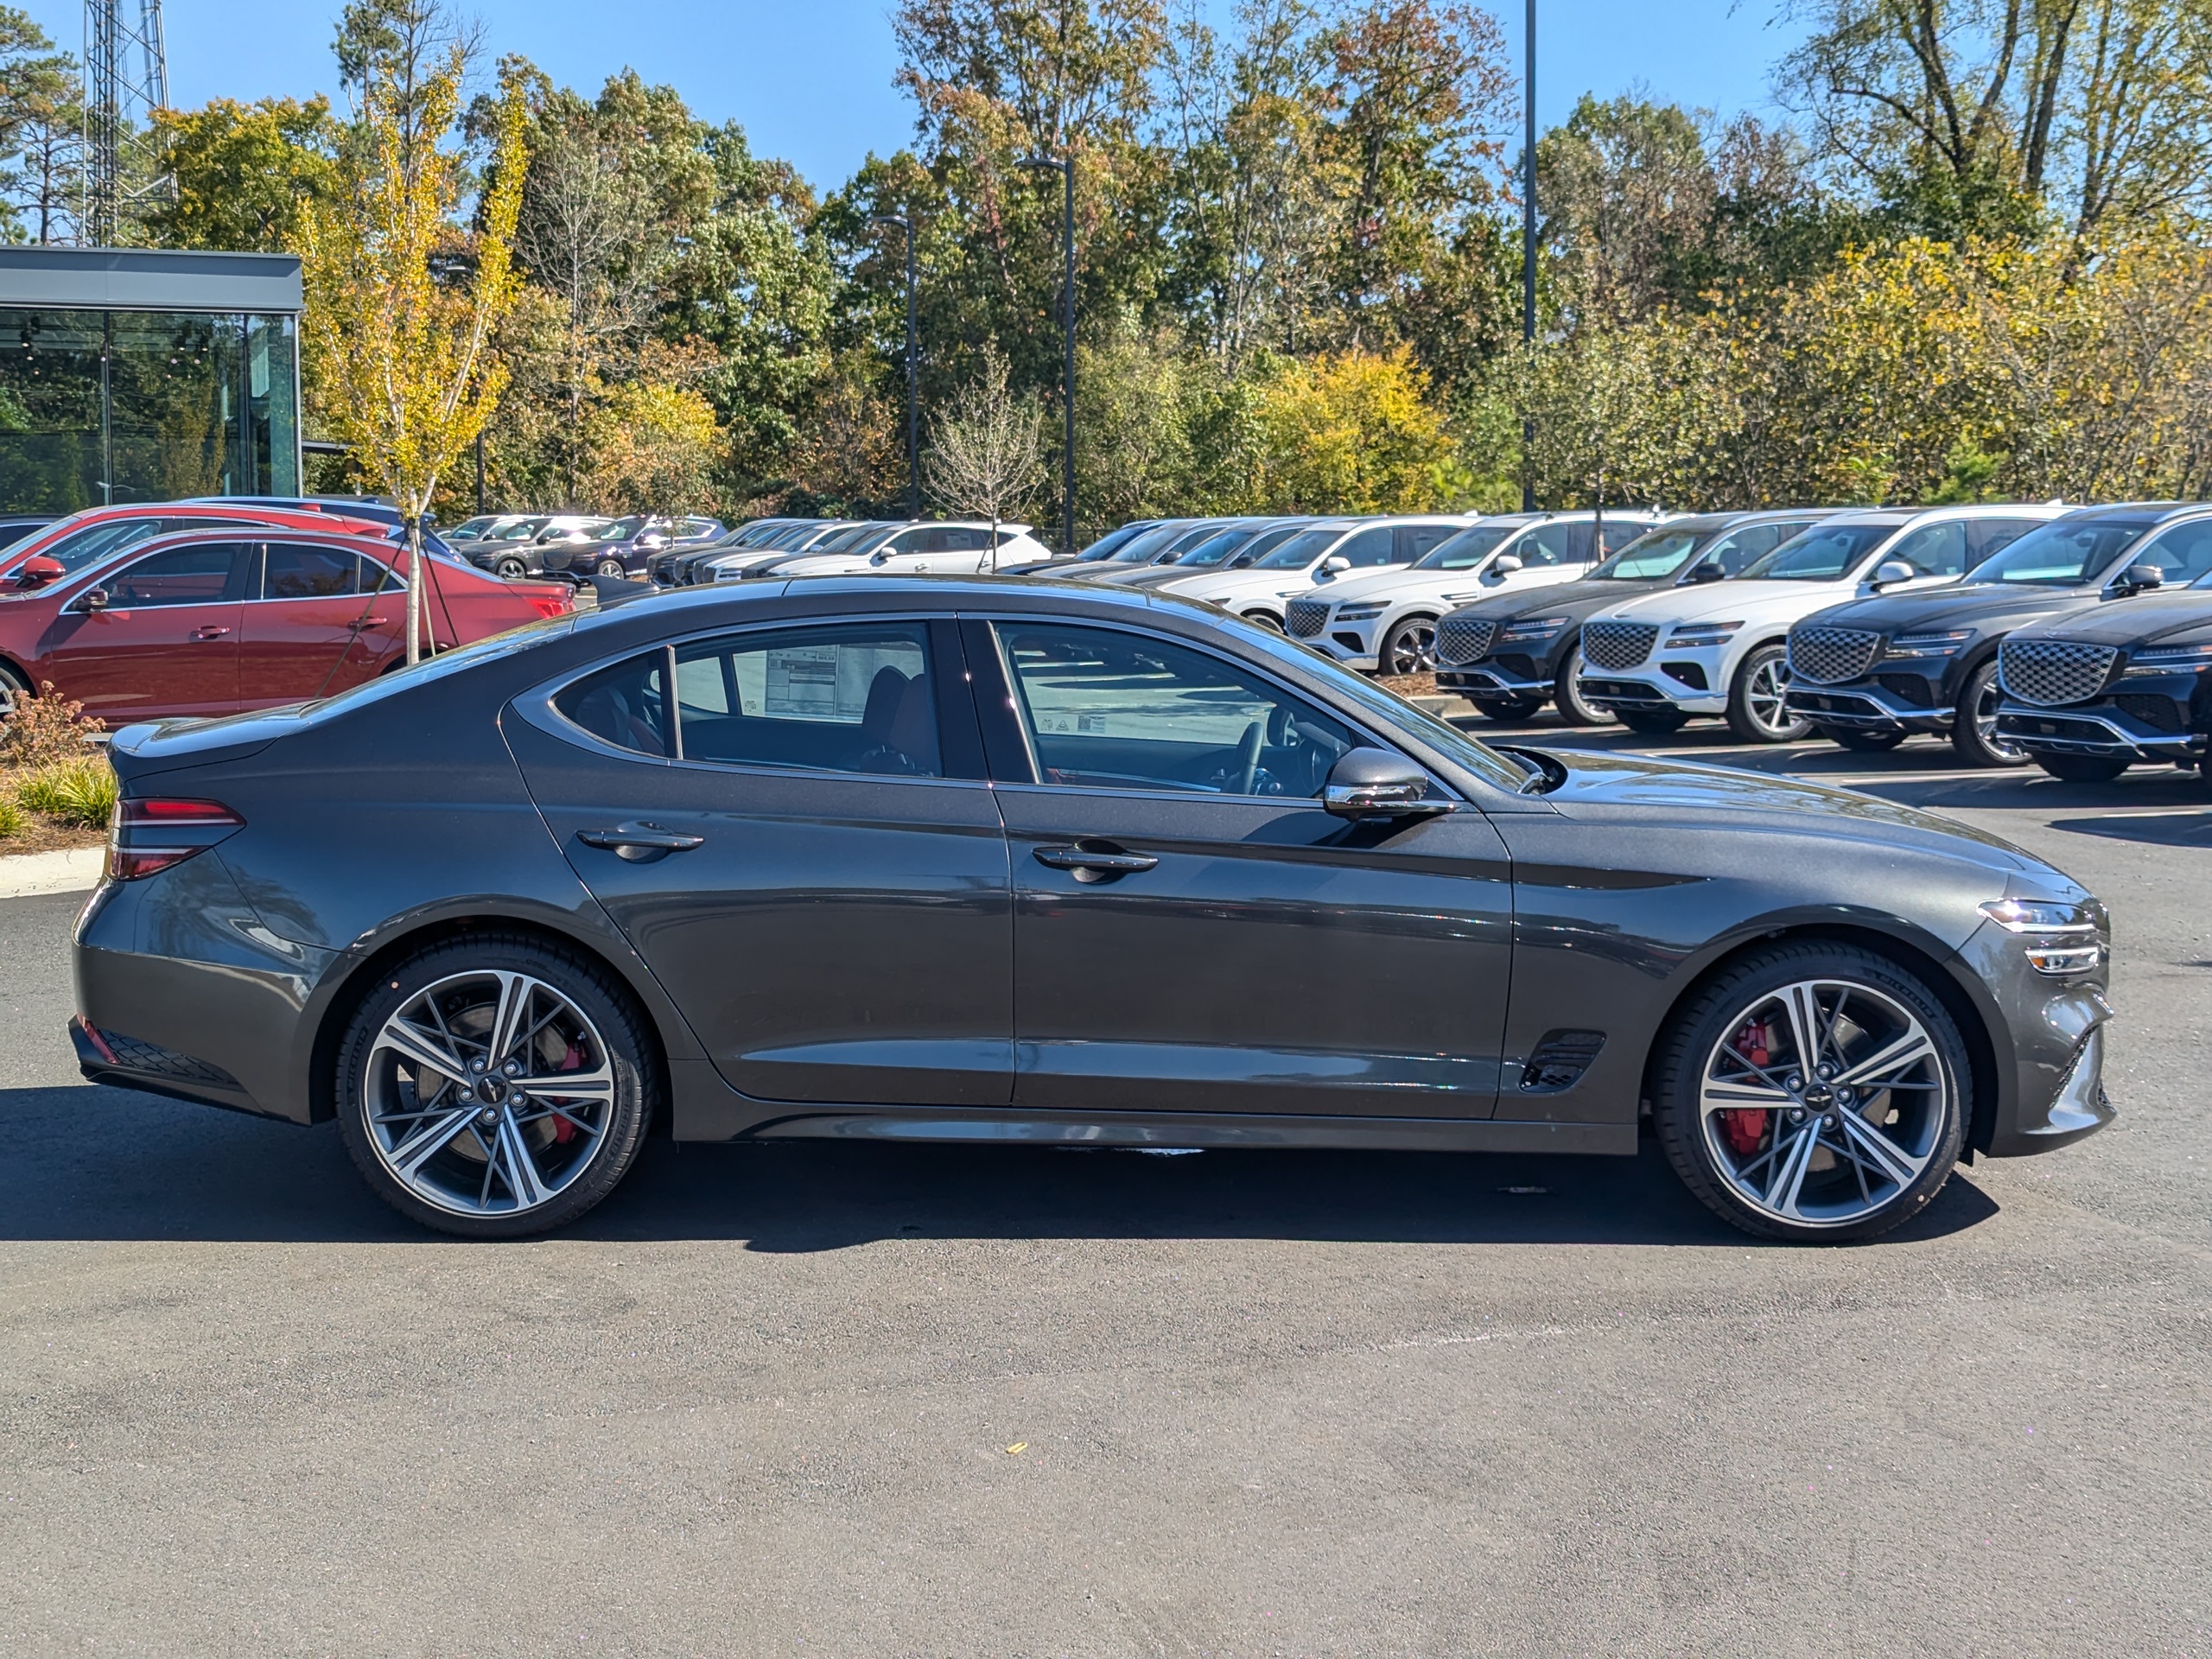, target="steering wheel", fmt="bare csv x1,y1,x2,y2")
1231,720,1263,796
